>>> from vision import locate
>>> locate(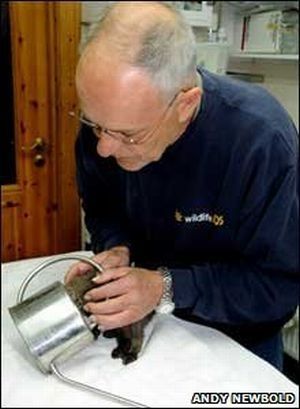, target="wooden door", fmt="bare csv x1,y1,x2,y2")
1,2,81,261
